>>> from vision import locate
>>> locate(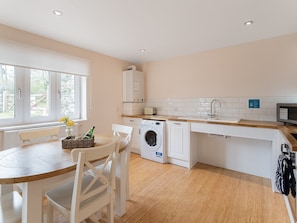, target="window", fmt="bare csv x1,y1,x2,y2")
0,65,15,120
0,64,85,127
30,69,50,117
